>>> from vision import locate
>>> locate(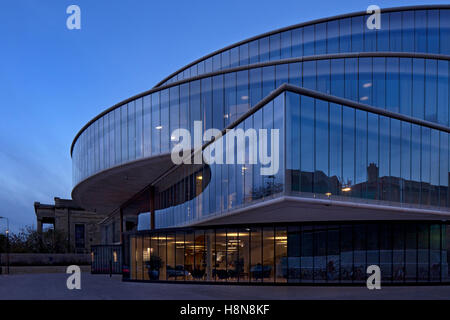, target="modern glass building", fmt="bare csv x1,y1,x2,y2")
72,5,450,284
